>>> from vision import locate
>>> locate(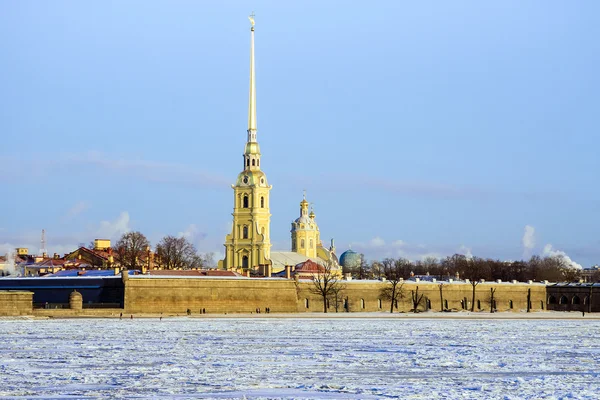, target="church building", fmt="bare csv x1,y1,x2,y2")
219,16,338,276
